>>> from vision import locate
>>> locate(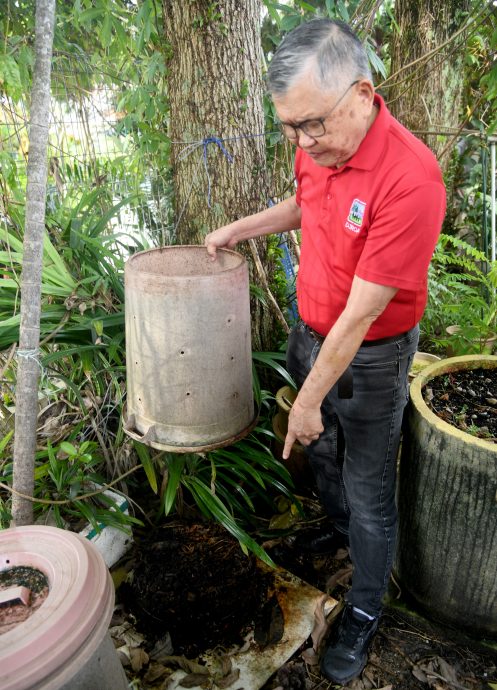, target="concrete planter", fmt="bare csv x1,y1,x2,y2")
396,355,497,636
408,351,441,381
